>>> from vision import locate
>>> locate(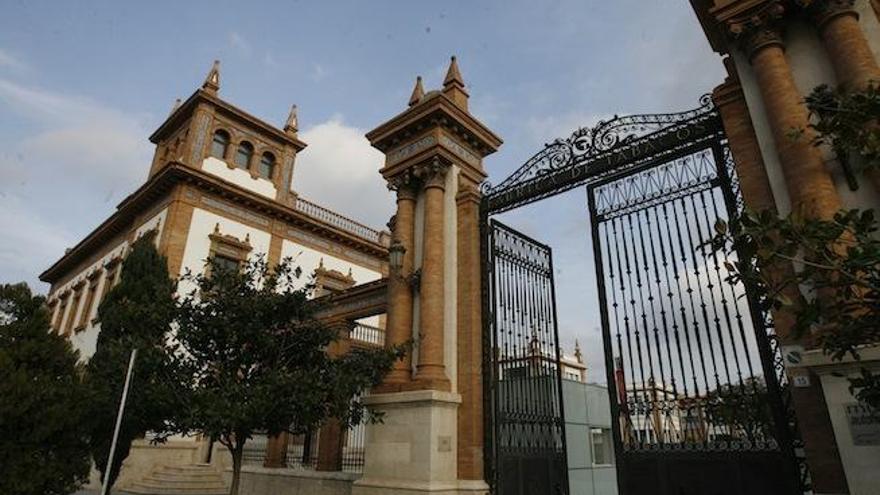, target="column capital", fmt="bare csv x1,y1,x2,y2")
414,158,450,190
796,0,857,29
726,1,787,60
386,169,421,197
455,177,482,206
